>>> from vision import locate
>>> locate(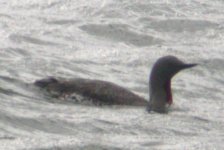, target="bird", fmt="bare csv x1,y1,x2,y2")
34,55,197,113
